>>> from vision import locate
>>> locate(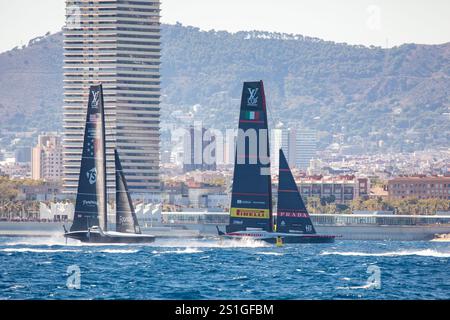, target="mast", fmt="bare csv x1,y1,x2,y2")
276,149,316,234
115,149,141,234
228,81,273,233
70,84,108,232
